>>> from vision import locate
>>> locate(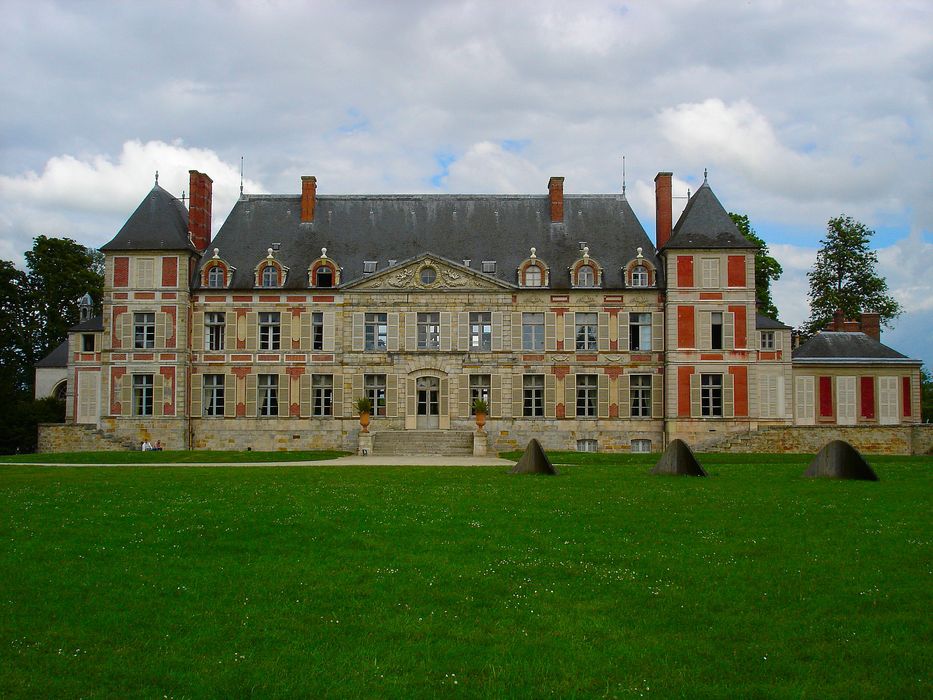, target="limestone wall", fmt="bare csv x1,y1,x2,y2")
707,424,933,456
